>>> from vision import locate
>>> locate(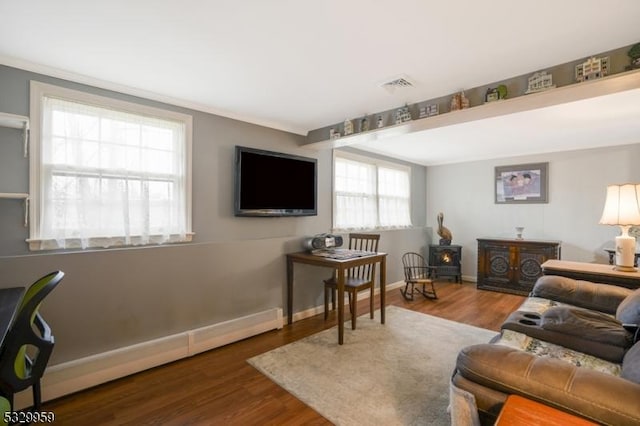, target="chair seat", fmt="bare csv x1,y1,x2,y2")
324,277,372,289
408,278,433,284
